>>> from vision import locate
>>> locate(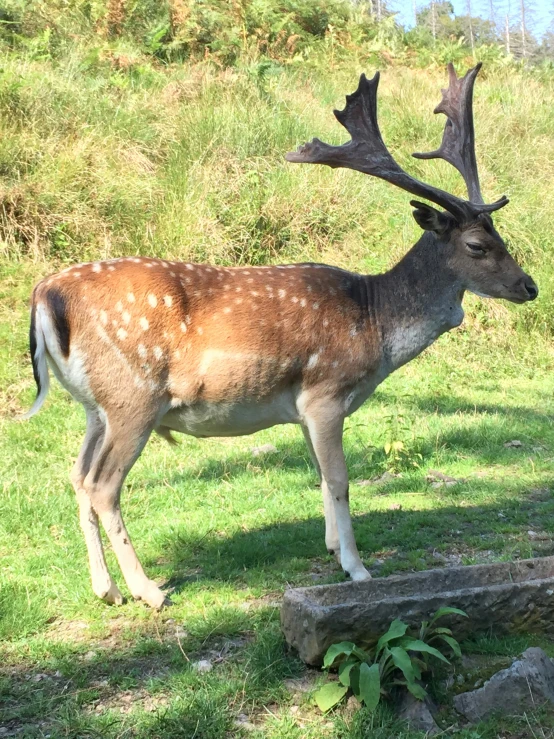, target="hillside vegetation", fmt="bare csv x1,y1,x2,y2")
1,1,554,337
